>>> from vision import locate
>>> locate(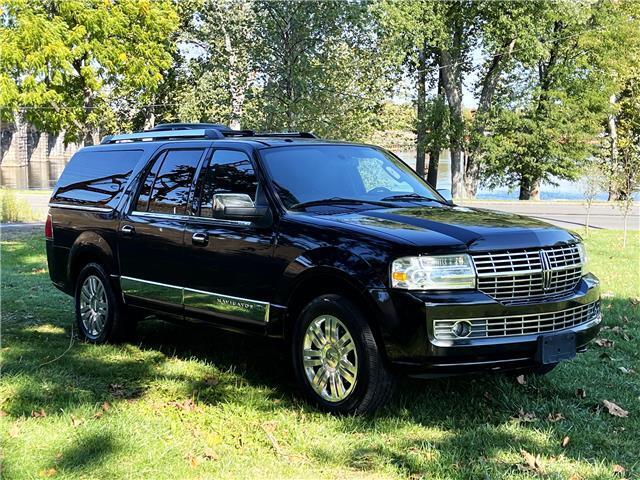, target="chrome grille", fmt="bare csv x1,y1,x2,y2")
433,301,600,340
472,245,583,304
